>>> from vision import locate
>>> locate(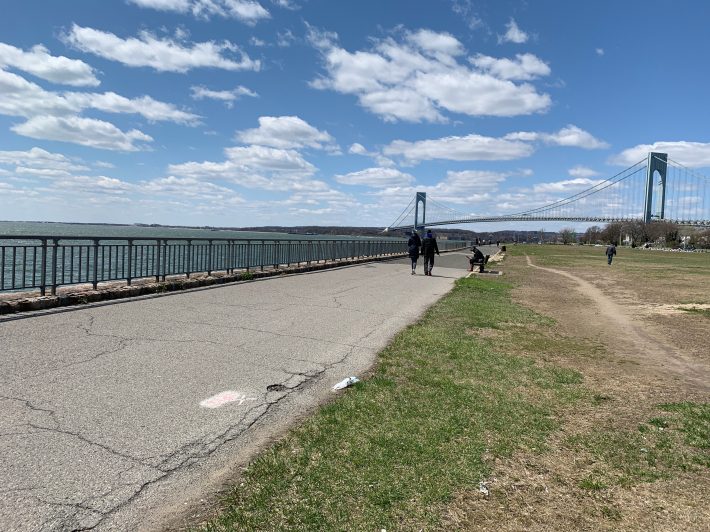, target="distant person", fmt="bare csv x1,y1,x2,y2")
605,242,617,265
407,231,422,275
496,240,500,248
468,246,485,272
421,230,440,276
